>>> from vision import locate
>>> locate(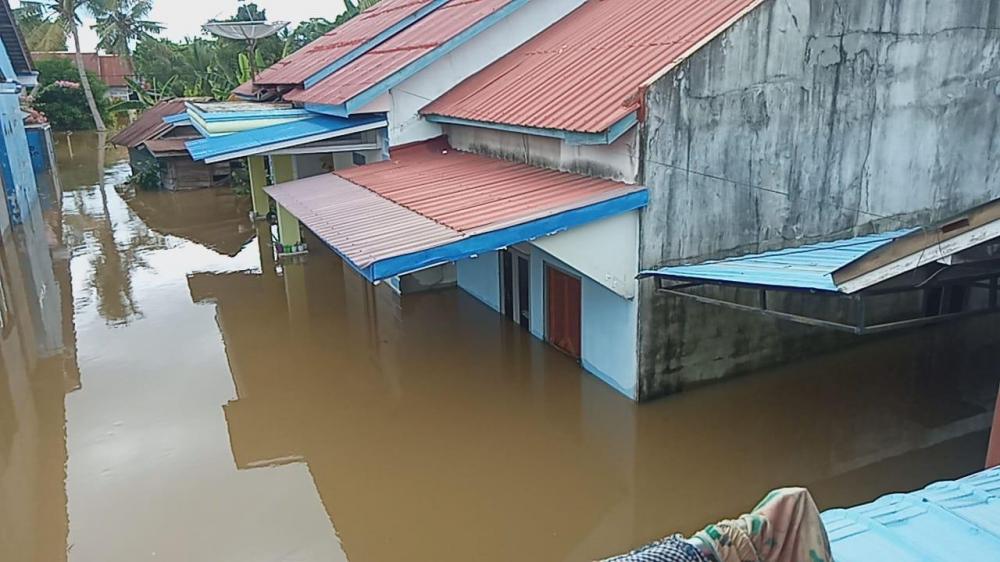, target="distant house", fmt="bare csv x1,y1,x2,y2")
111,98,230,191
31,51,133,99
